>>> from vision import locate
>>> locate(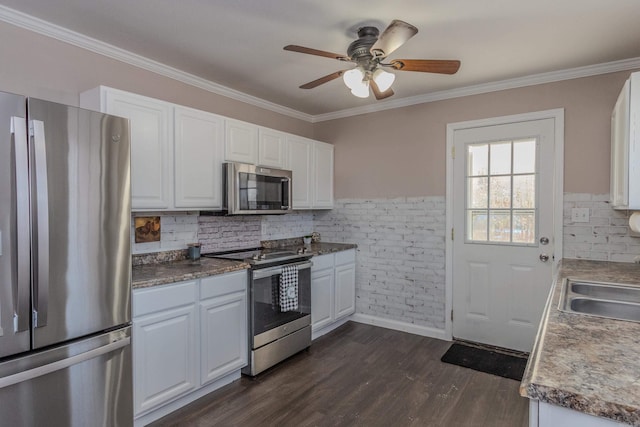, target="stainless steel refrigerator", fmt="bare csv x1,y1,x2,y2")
0,91,133,426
